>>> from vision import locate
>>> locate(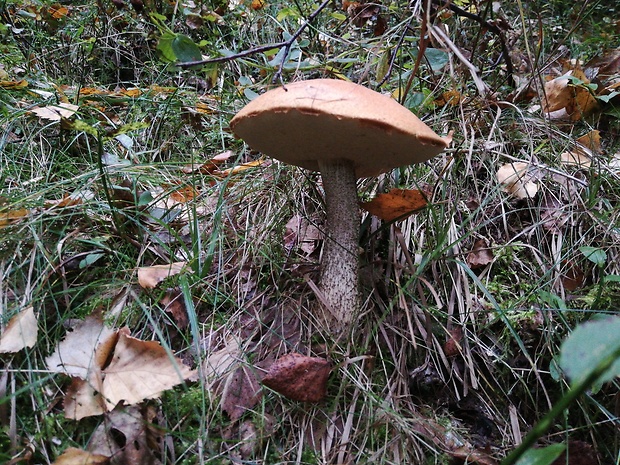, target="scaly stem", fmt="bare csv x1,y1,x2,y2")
318,159,360,329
